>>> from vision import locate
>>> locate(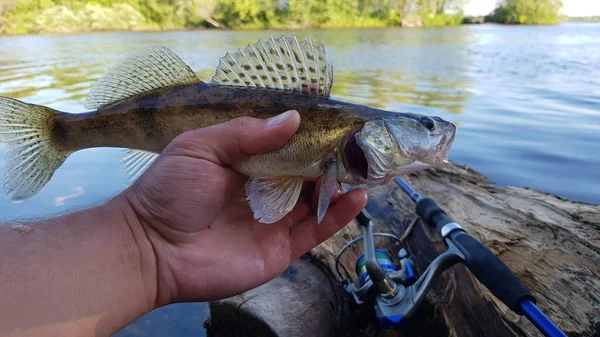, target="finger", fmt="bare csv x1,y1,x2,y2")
166,110,301,165
289,188,368,260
